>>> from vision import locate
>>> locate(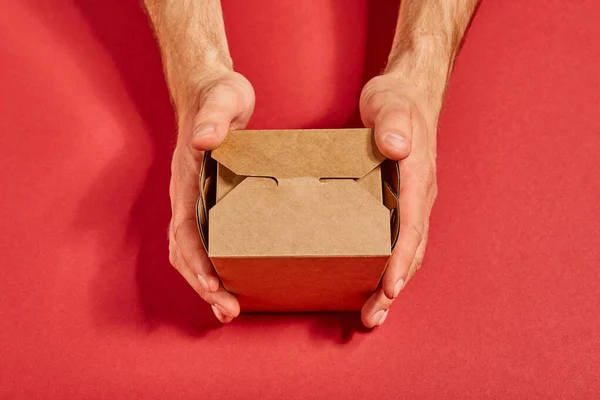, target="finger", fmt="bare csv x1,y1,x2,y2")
361,287,393,328
169,152,219,293
373,104,413,161
381,170,427,300
191,77,254,152
406,218,431,283
405,235,426,285
175,252,240,322
173,219,220,293
170,217,241,321
206,287,241,323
